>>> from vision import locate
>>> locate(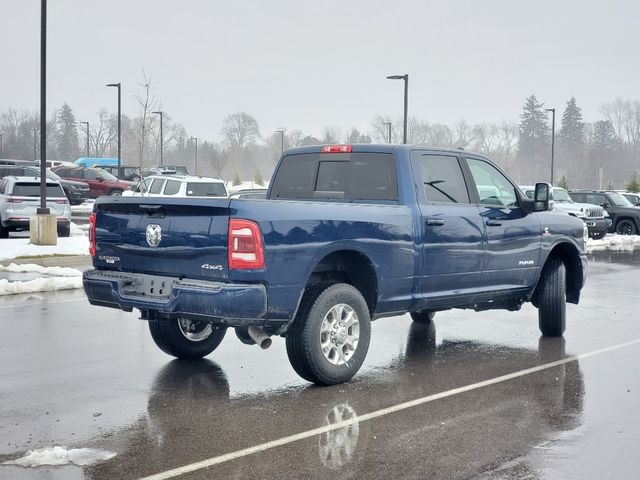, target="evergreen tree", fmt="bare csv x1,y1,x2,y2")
233,172,241,186
517,95,549,182
558,175,569,190
253,170,264,186
557,97,586,186
558,97,585,144
56,103,80,161
625,175,640,193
